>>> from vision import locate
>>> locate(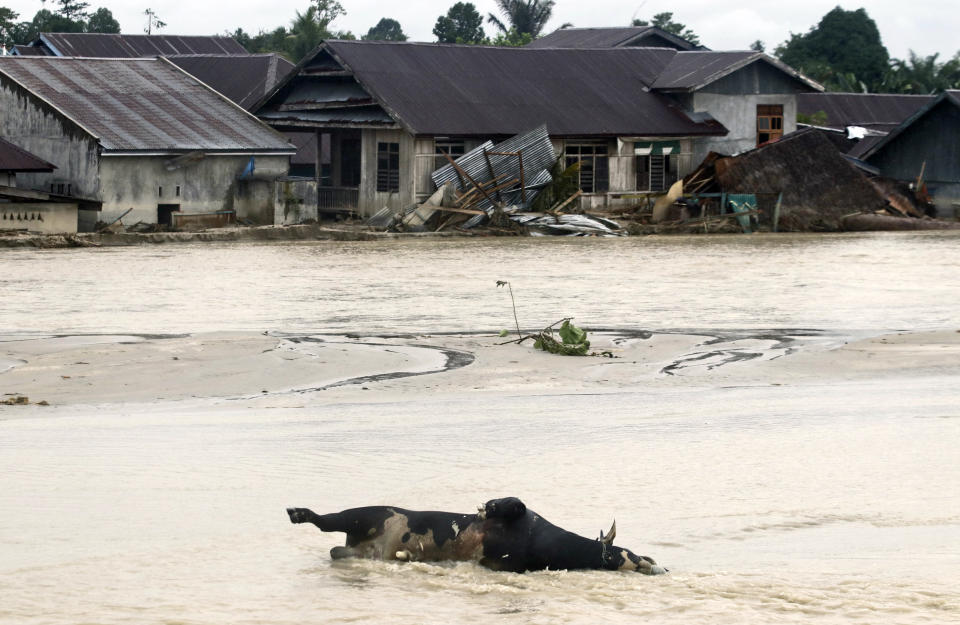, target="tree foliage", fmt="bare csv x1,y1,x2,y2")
363,17,407,41
632,12,700,46
884,52,960,94
86,7,119,33
433,2,485,44
776,7,889,92
0,6,19,45
487,0,554,39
